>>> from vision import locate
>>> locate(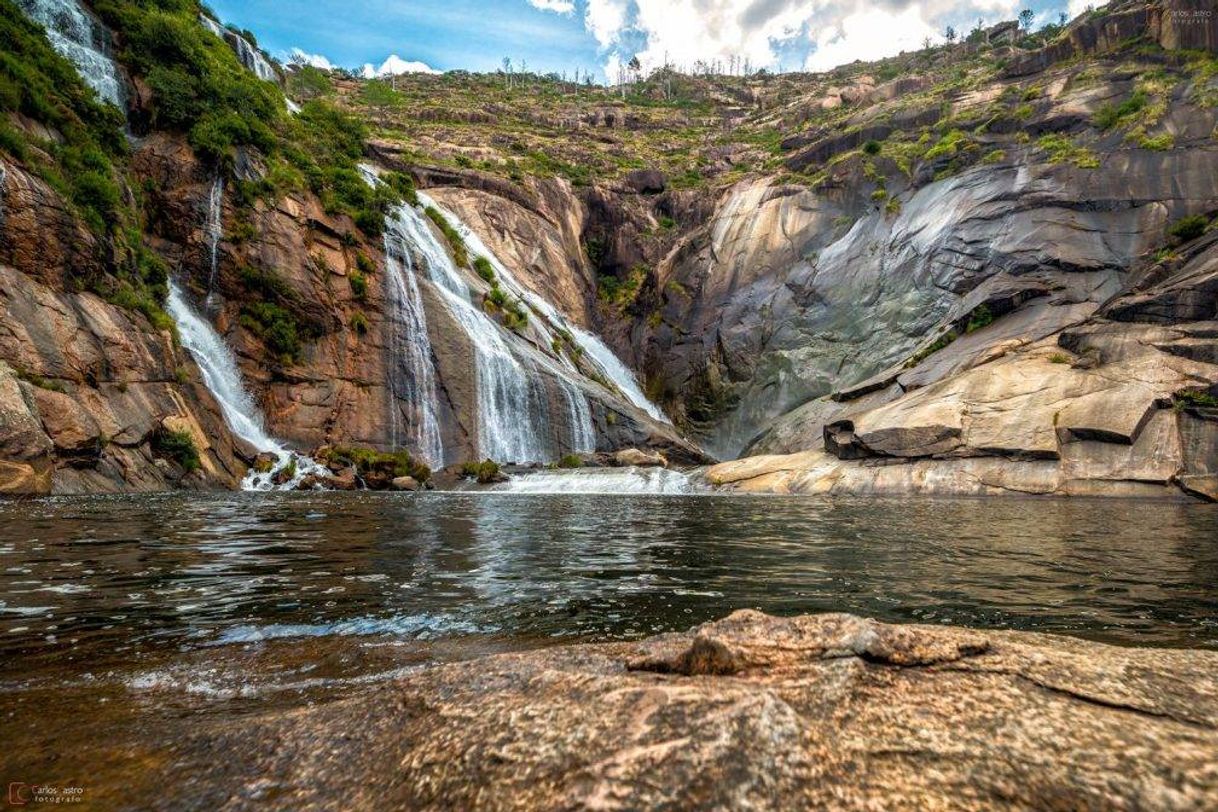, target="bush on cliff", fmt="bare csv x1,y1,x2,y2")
153,428,201,472
1168,214,1210,243
424,207,470,267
